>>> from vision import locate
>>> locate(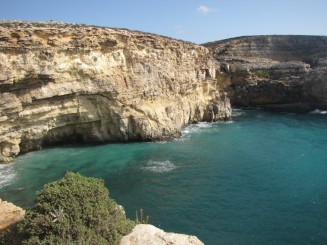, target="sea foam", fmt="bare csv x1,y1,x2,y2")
0,164,16,189
141,160,176,173
182,122,213,135
310,109,327,115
